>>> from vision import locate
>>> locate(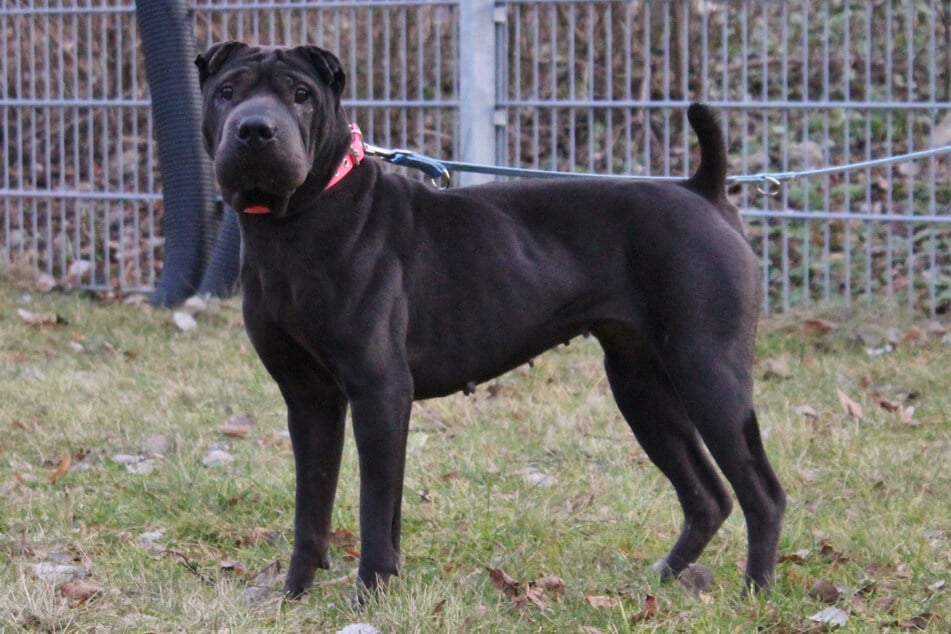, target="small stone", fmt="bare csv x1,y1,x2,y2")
32,563,86,583
173,311,198,332
140,434,171,457
135,531,163,546
202,449,234,468
336,625,381,634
